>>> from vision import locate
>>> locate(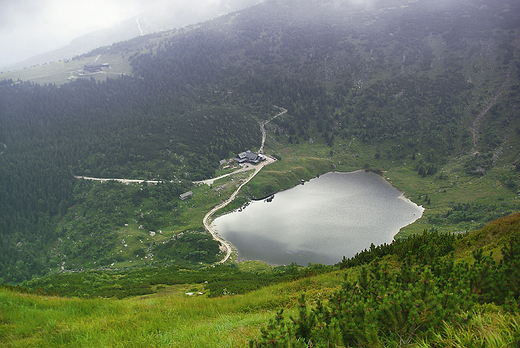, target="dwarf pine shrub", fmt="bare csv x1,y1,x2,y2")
252,235,520,347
